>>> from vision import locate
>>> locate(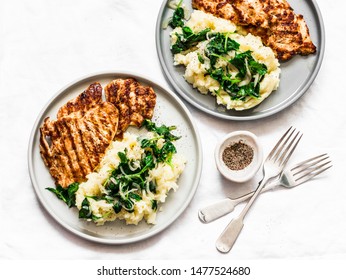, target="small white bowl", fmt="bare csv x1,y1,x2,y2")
215,131,263,183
